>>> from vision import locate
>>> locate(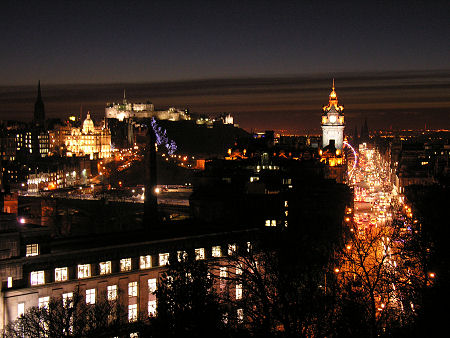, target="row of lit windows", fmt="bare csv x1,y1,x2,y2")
29,243,245,286
22,277,242,322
